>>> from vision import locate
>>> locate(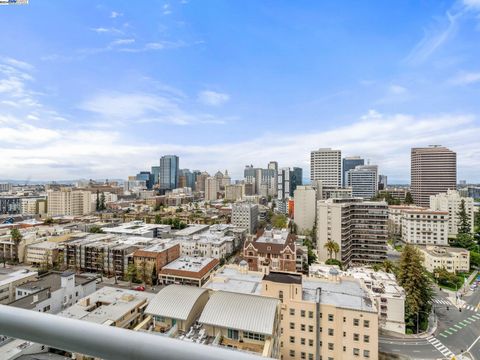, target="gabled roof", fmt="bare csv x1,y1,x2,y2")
145,285,208,320
199,291,279,335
